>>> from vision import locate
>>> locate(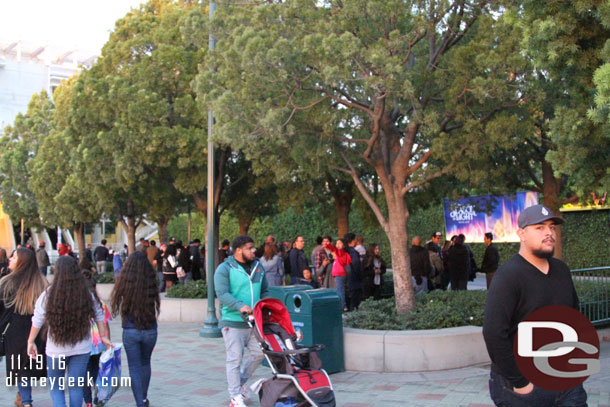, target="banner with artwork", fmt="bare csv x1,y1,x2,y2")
443,192,538,243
